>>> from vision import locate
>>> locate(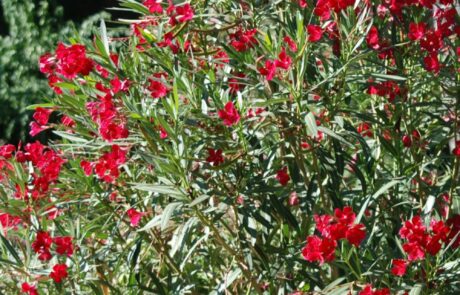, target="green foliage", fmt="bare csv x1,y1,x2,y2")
0,0,459,294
